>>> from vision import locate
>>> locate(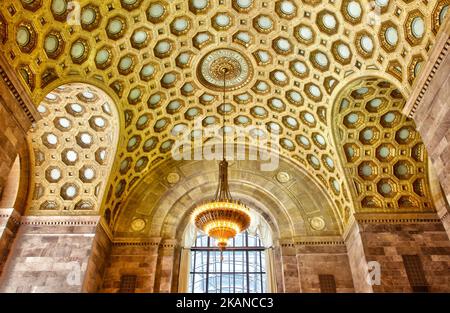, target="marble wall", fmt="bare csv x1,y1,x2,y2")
296,244,354,292
403,17,450,235
279,240,301,292
345,216,450,292
0,216,105,293
101,239,161,293
1,217,450,293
